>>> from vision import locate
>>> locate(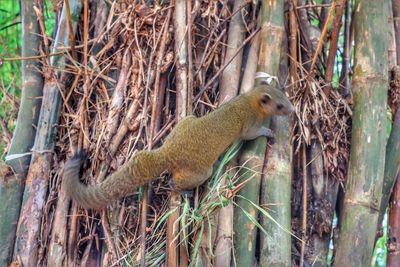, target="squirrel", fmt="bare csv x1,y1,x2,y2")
63,84,294,209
